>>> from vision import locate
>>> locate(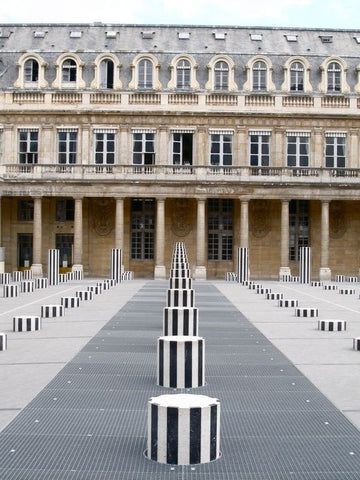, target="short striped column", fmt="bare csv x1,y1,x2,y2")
111,248,122,284
353,338,360,350
167,289,195,308
291,276,300,283
61,296,80,308
278,299,298,307
59,273,68,283
76,290,93,301
71,269,83,281
346,276,358,283
249,283,261,290
147,394,220,465
323,284,337,291
170,268,191,278
225,272,237,282
3,285,19,298
279,274,292,282
104,279,116,287
318,320,346,332
256,287,272,295
48,249,60,286
335,275,346,282
35,278,48,289
13,316,41,332
99,281,110,291
237,247,249,283
299,247,311,284
339,288,356,295
243,280,254,287
170,278,193,289
157,336,205,388
0,273,11,285
41,305,64,318
121,271,134,280
87,285,103,295
266,293,283,300
12,271,22,282
22,270,33,280
311,281,323,287
163,308,198,336
295,307,318,318
20,280,34,293
0,333,7,351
